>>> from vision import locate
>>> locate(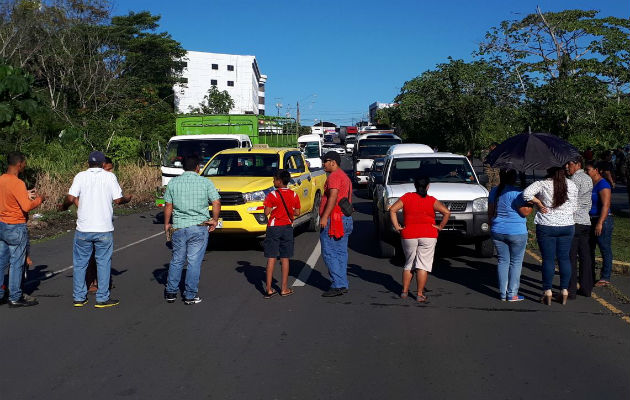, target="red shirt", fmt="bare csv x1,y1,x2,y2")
264,188,301,226
399,193,438,239
320,168,352,215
